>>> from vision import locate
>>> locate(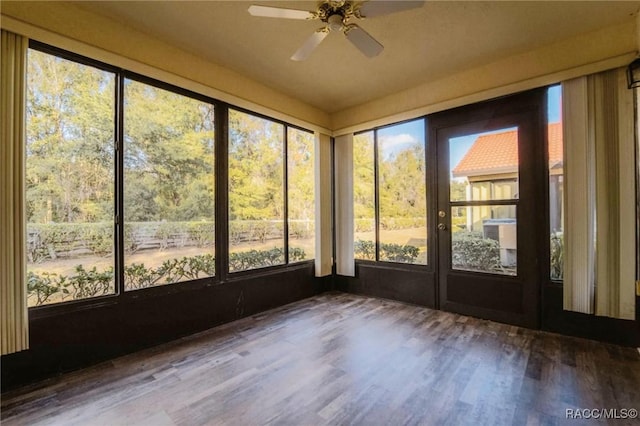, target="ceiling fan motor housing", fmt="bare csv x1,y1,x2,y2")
327,14,344,32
